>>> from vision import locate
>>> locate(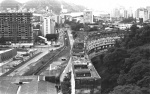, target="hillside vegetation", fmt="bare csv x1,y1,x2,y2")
0,0,86,14
91,24,150,94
